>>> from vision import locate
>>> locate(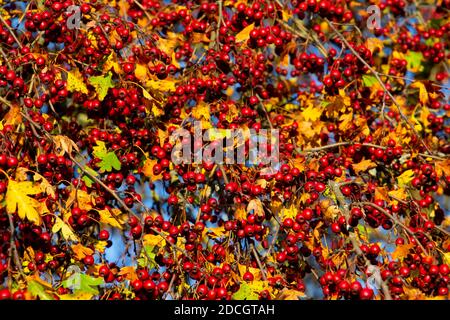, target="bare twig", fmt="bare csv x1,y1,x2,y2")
250,244,268,281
